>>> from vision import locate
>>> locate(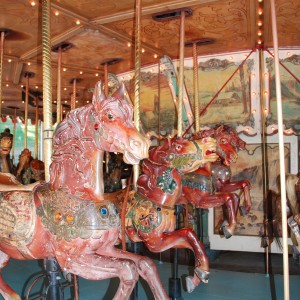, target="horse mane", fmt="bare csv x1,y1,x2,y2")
192,125,246,150
53,104,92,146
